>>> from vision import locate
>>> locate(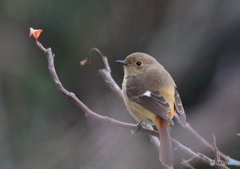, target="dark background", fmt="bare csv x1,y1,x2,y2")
0,1,240,169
